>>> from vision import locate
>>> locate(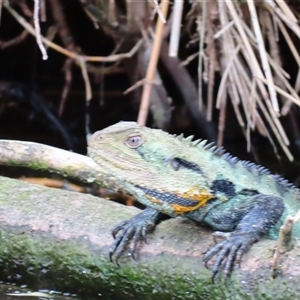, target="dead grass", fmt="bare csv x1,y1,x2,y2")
187,0,300,160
